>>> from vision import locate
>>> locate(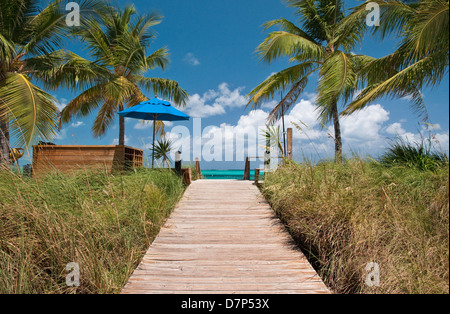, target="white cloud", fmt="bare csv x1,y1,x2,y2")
54,97,68,112
185,83,249,118
266,72,277,80
199,109,270,162
161,95,449,162
134,121,150,130
284,99,321,129
383,121,449,154
71,121,84,128
260,100,278,109
215,83,248,109
111,135,130,145
183,52,200,66
386,122,406,135
134,120,173,130
434,132,449,153
401,91,425,101
164,95,329,162
341,104,390,142
186,93,226,118
53,128,67,141
184,83,318,119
